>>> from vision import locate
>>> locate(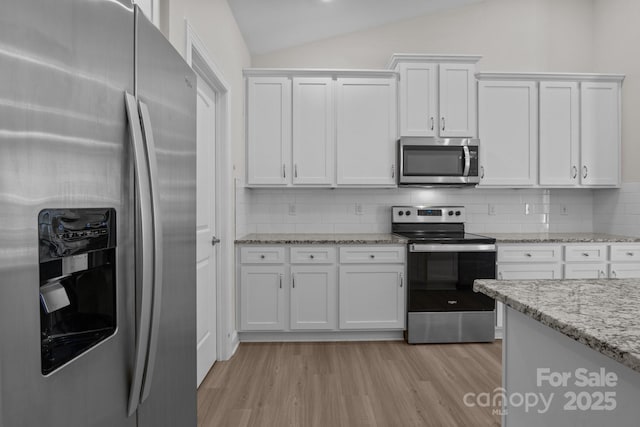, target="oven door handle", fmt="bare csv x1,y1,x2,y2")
410,243,496,252
462,146,471,177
